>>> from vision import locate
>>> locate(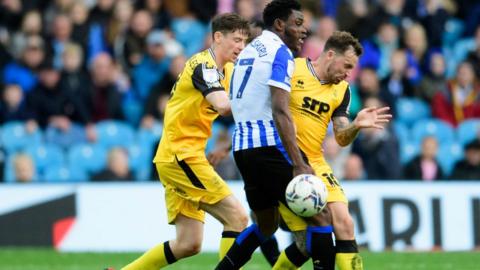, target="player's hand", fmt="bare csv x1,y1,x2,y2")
353,106,392,130
293,163,315,177
207,146,230,166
